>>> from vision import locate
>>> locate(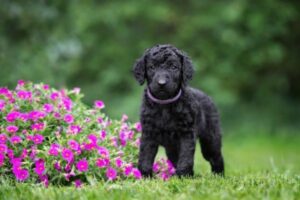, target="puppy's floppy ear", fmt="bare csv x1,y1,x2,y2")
182,53,194,84
133,55,146,85
173,48,194,85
